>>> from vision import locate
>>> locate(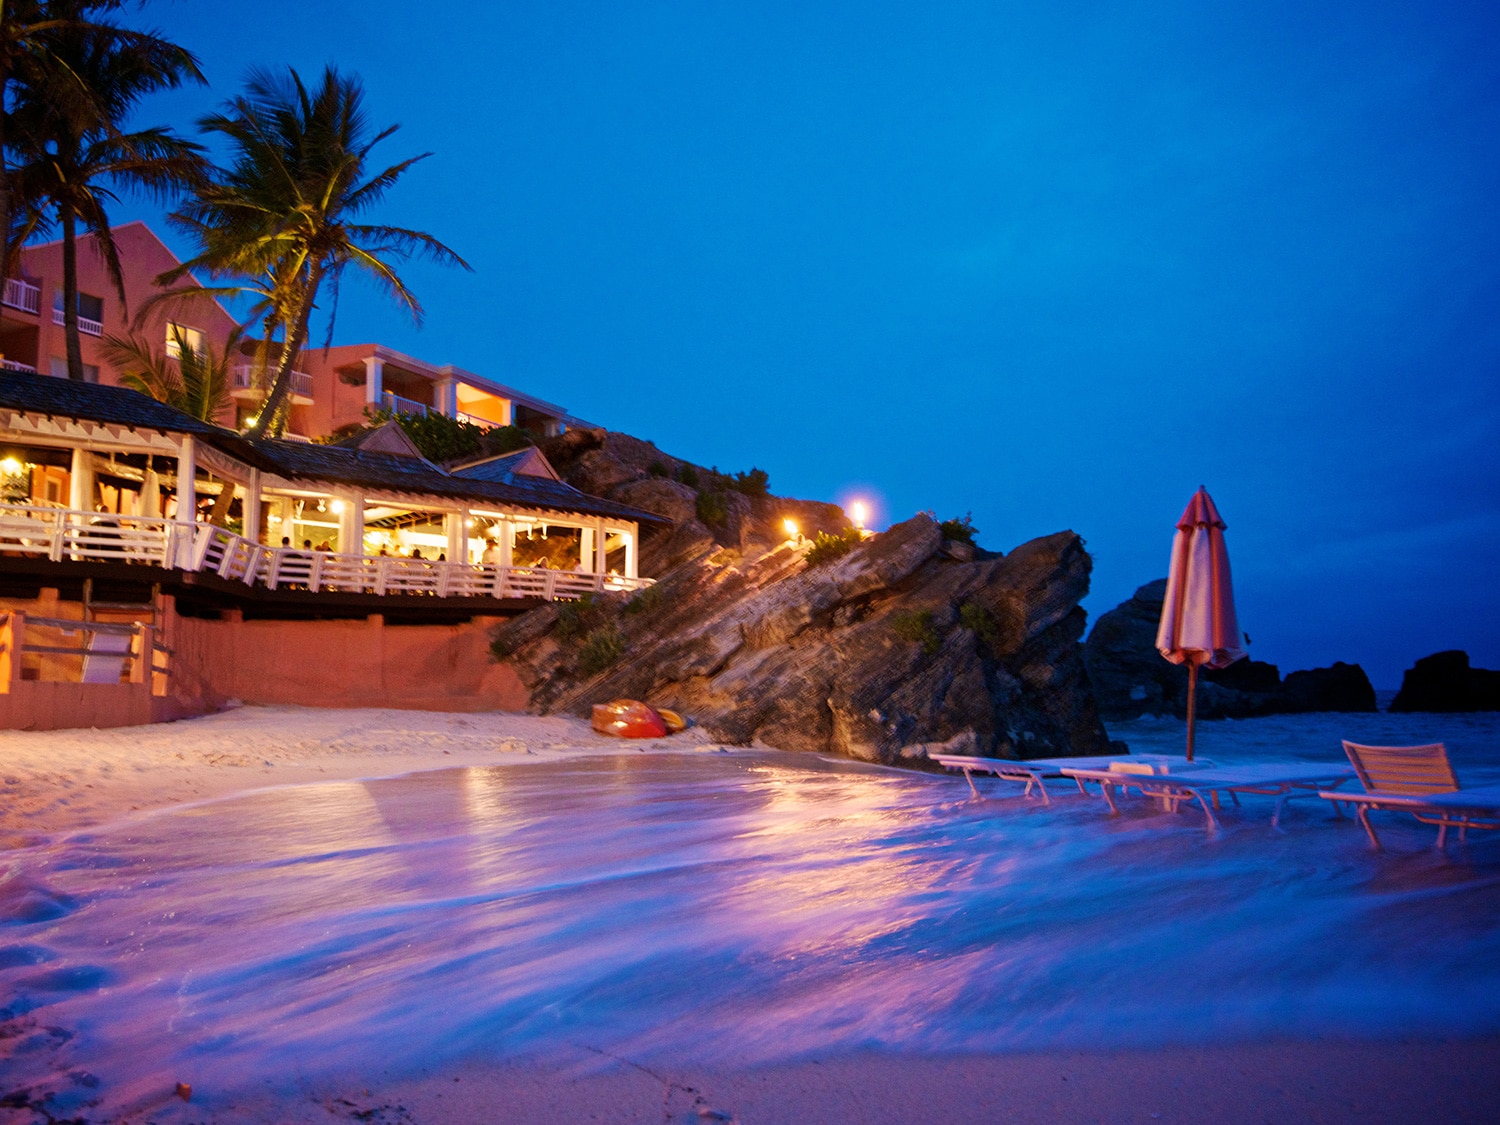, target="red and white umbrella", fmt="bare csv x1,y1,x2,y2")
1156,487,1246,760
